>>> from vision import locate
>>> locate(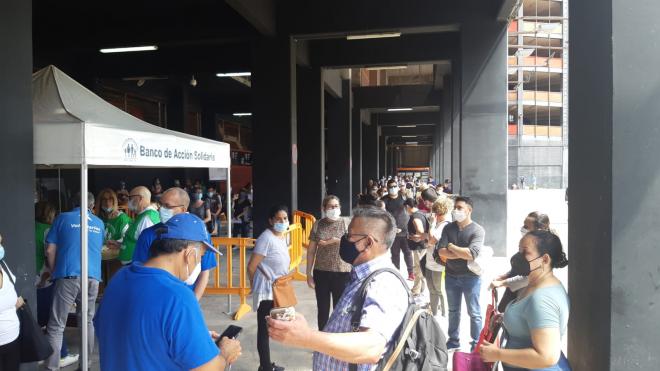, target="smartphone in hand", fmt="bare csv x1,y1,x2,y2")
215,325,243,345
